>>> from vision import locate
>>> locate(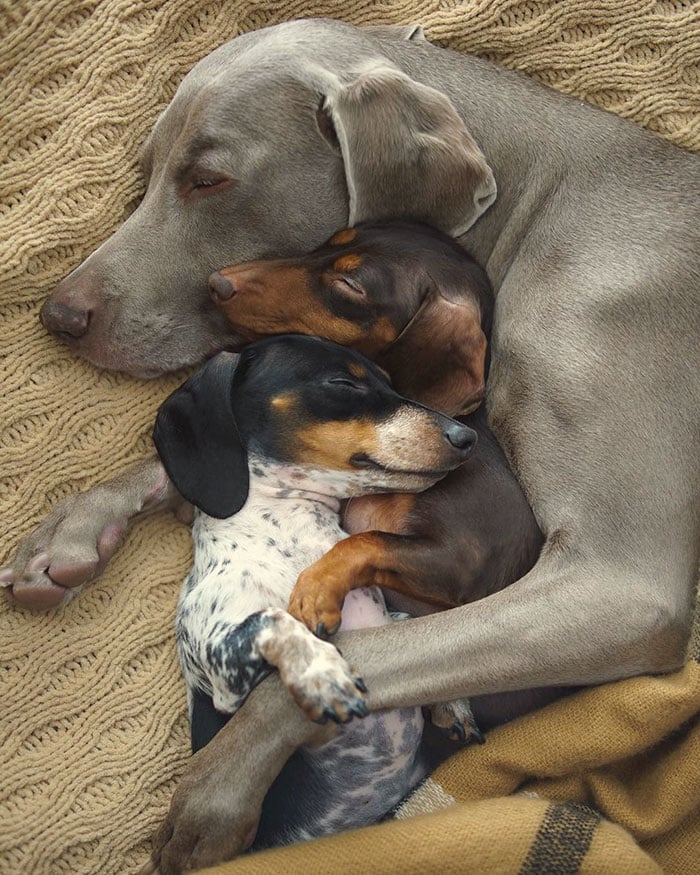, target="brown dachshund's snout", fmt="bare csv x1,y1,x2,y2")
208,271,236,302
